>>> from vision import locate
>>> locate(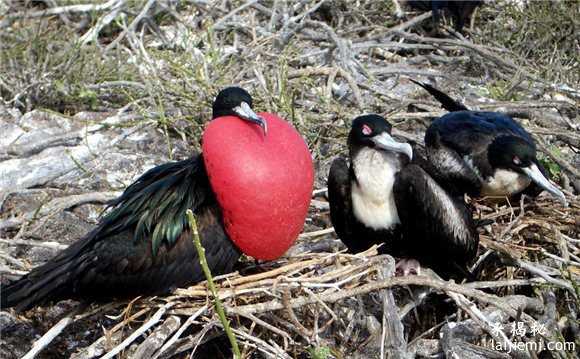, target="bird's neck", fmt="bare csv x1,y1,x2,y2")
482,168,531,197
350,147,402,230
